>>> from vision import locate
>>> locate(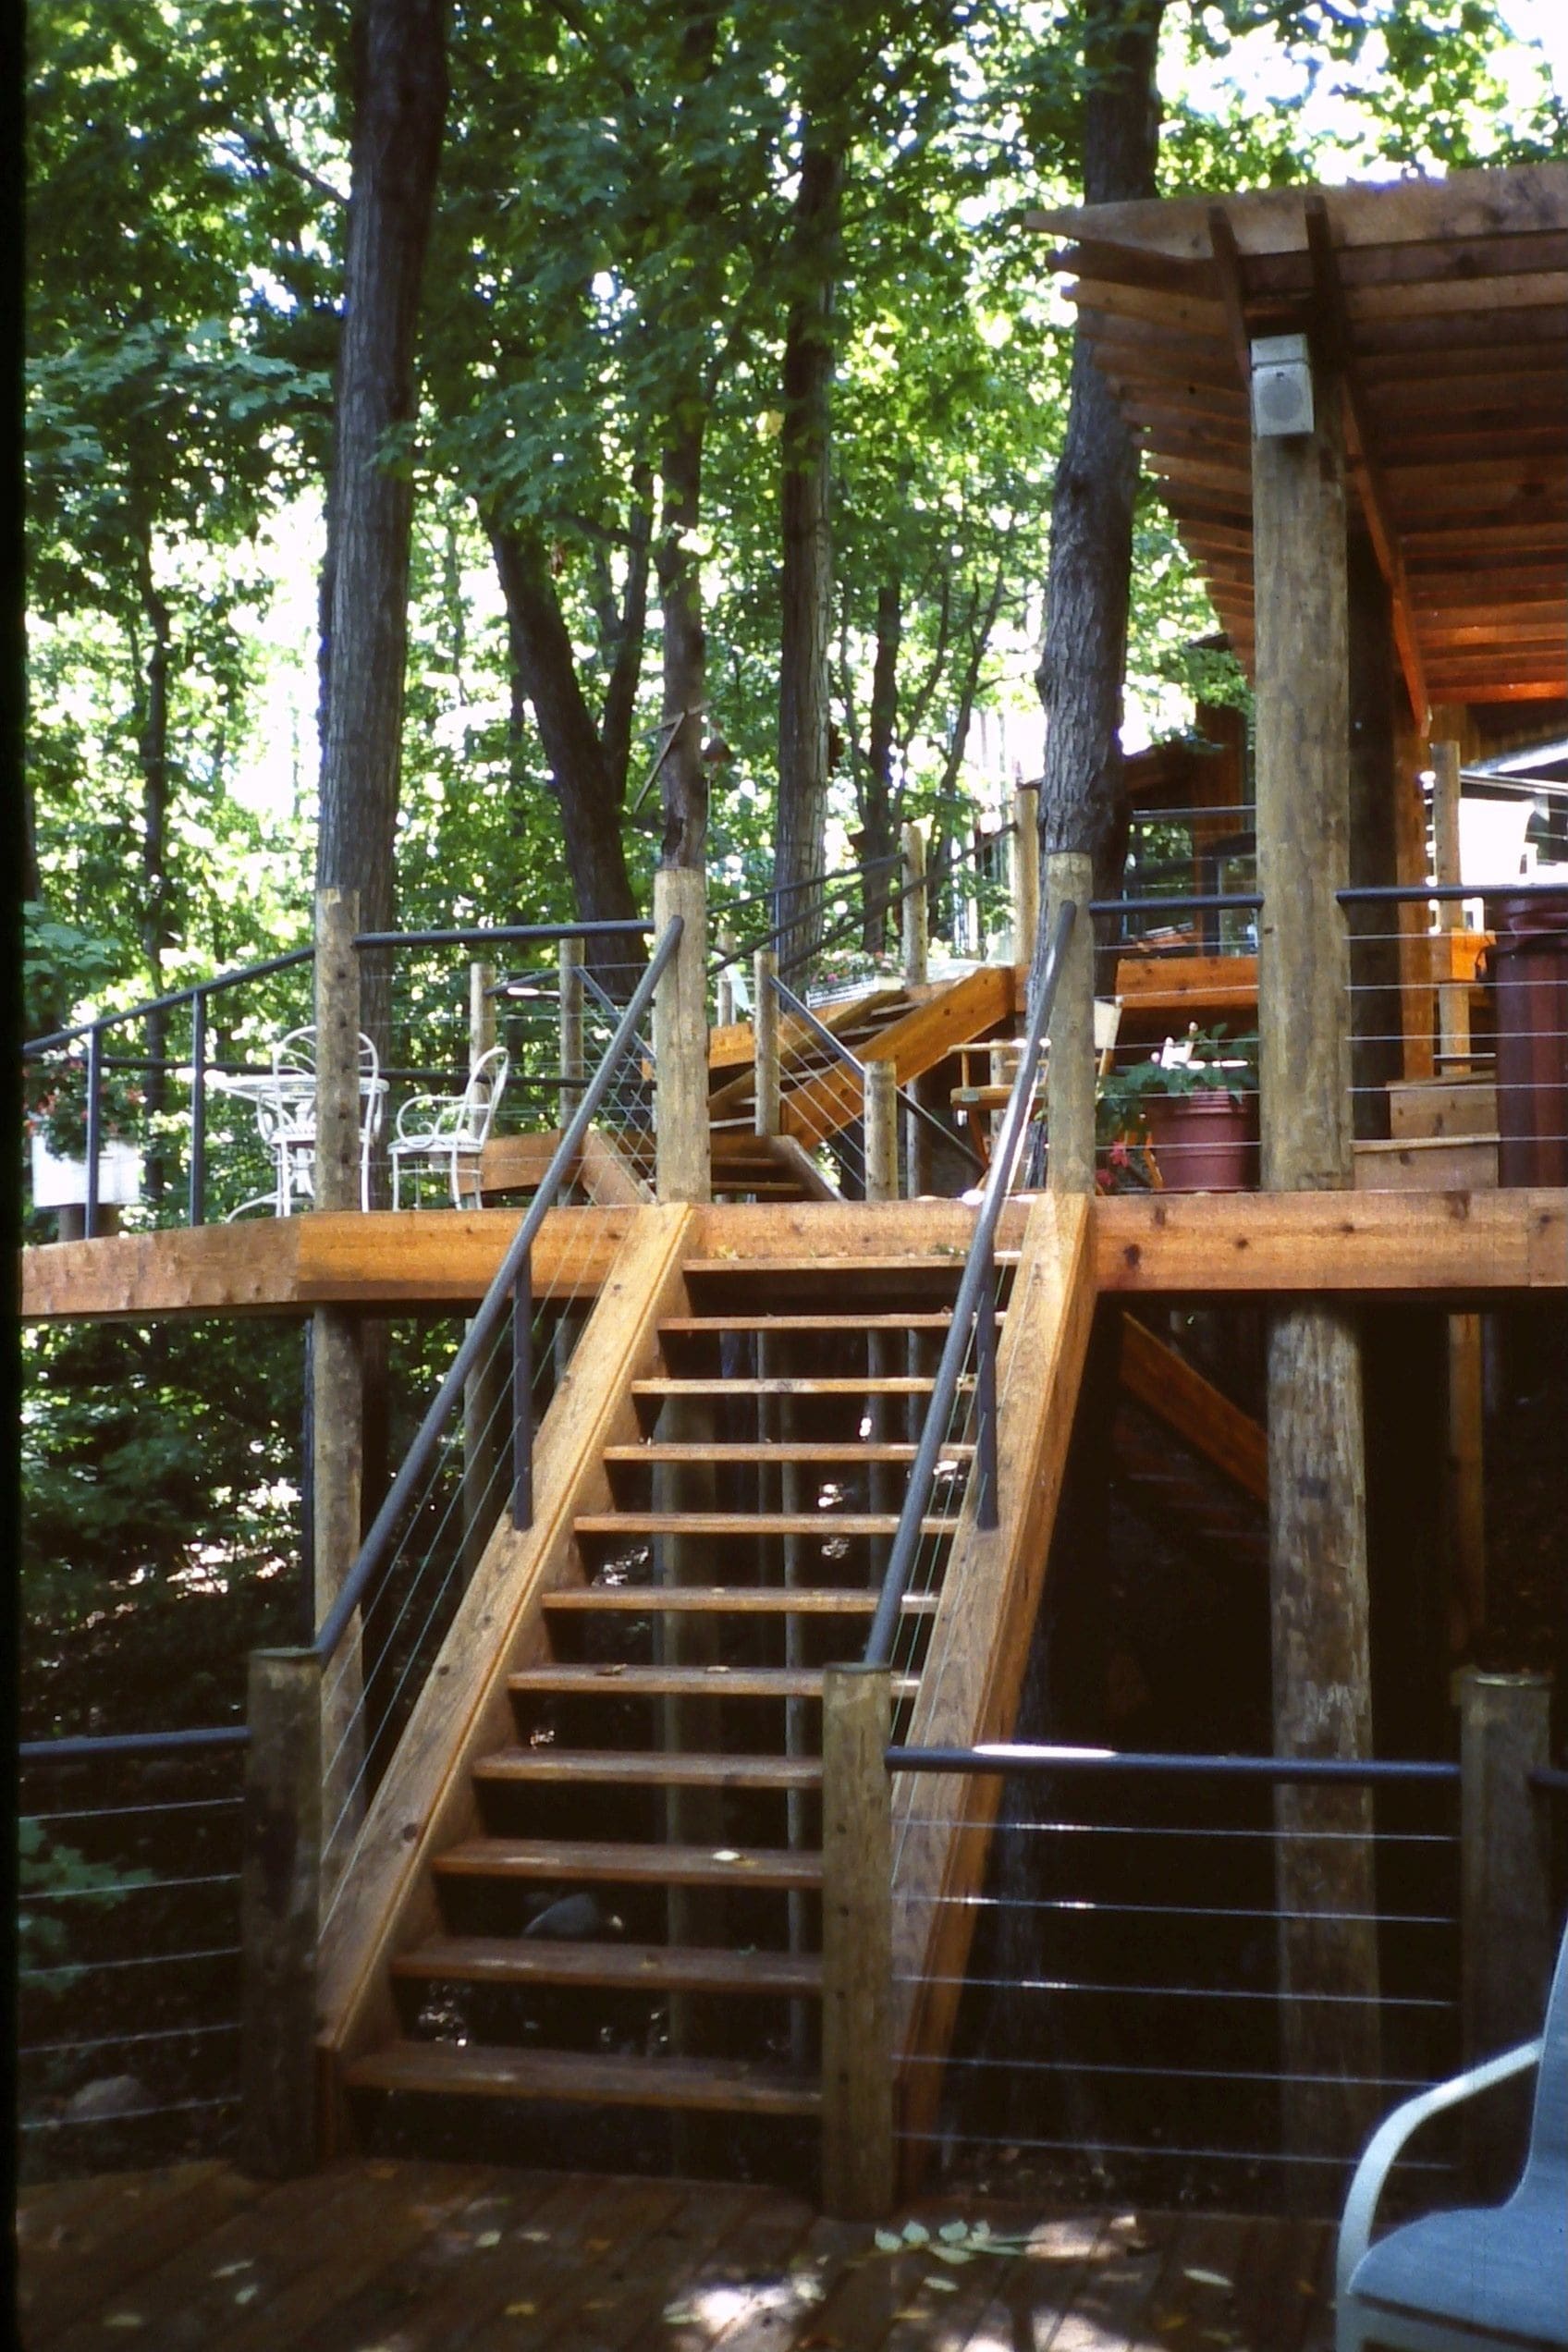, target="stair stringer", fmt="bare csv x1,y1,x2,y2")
782,965,1014,1146
886,1190,1096,2185
1117,1312,1268,1501
314,1201,696,2148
